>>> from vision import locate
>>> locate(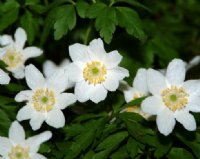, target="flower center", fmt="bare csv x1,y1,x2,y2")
8,145,30,159
83,61,107,85
133,92,144,99
32,88,55,112
161,86,189,112
1,49,23,70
